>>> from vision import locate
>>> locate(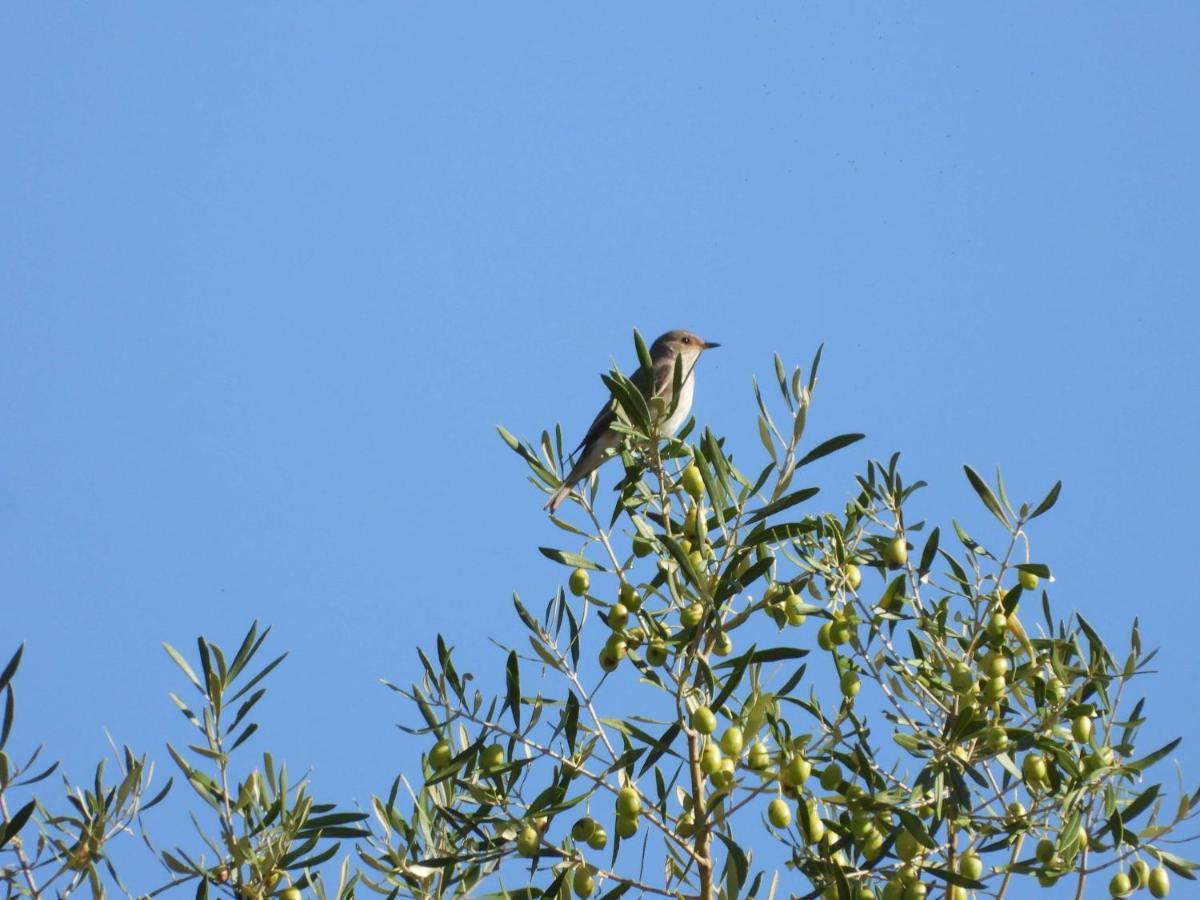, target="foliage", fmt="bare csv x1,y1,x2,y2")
385,338,1198,899
1,339,1196,900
